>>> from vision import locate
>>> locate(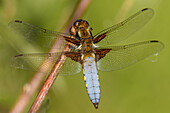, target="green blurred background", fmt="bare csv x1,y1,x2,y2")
0,0,170,113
